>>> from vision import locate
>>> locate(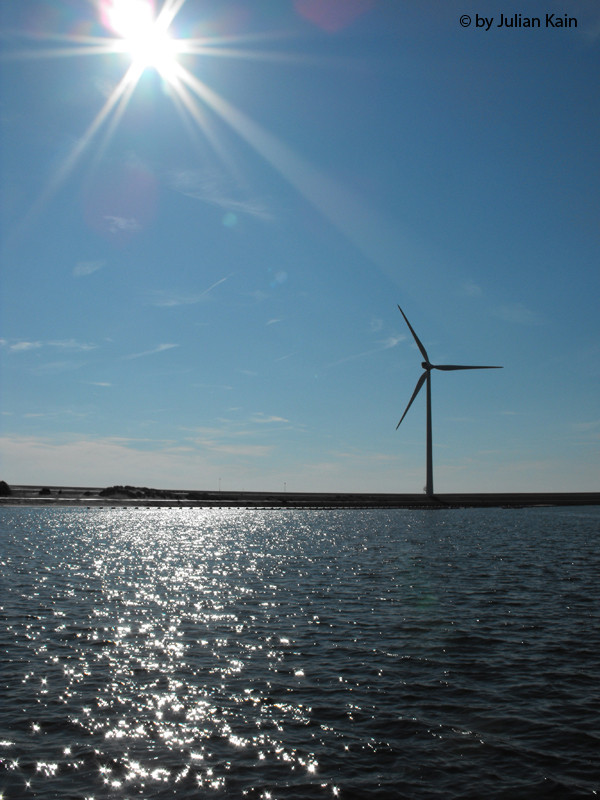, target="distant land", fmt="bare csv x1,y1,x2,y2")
1,484,599,509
